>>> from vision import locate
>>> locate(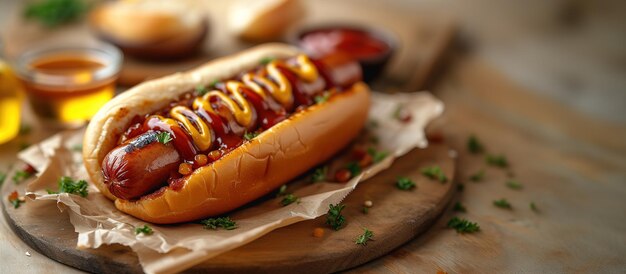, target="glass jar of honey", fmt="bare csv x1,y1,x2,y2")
14,44,122,128
0,59,23,144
